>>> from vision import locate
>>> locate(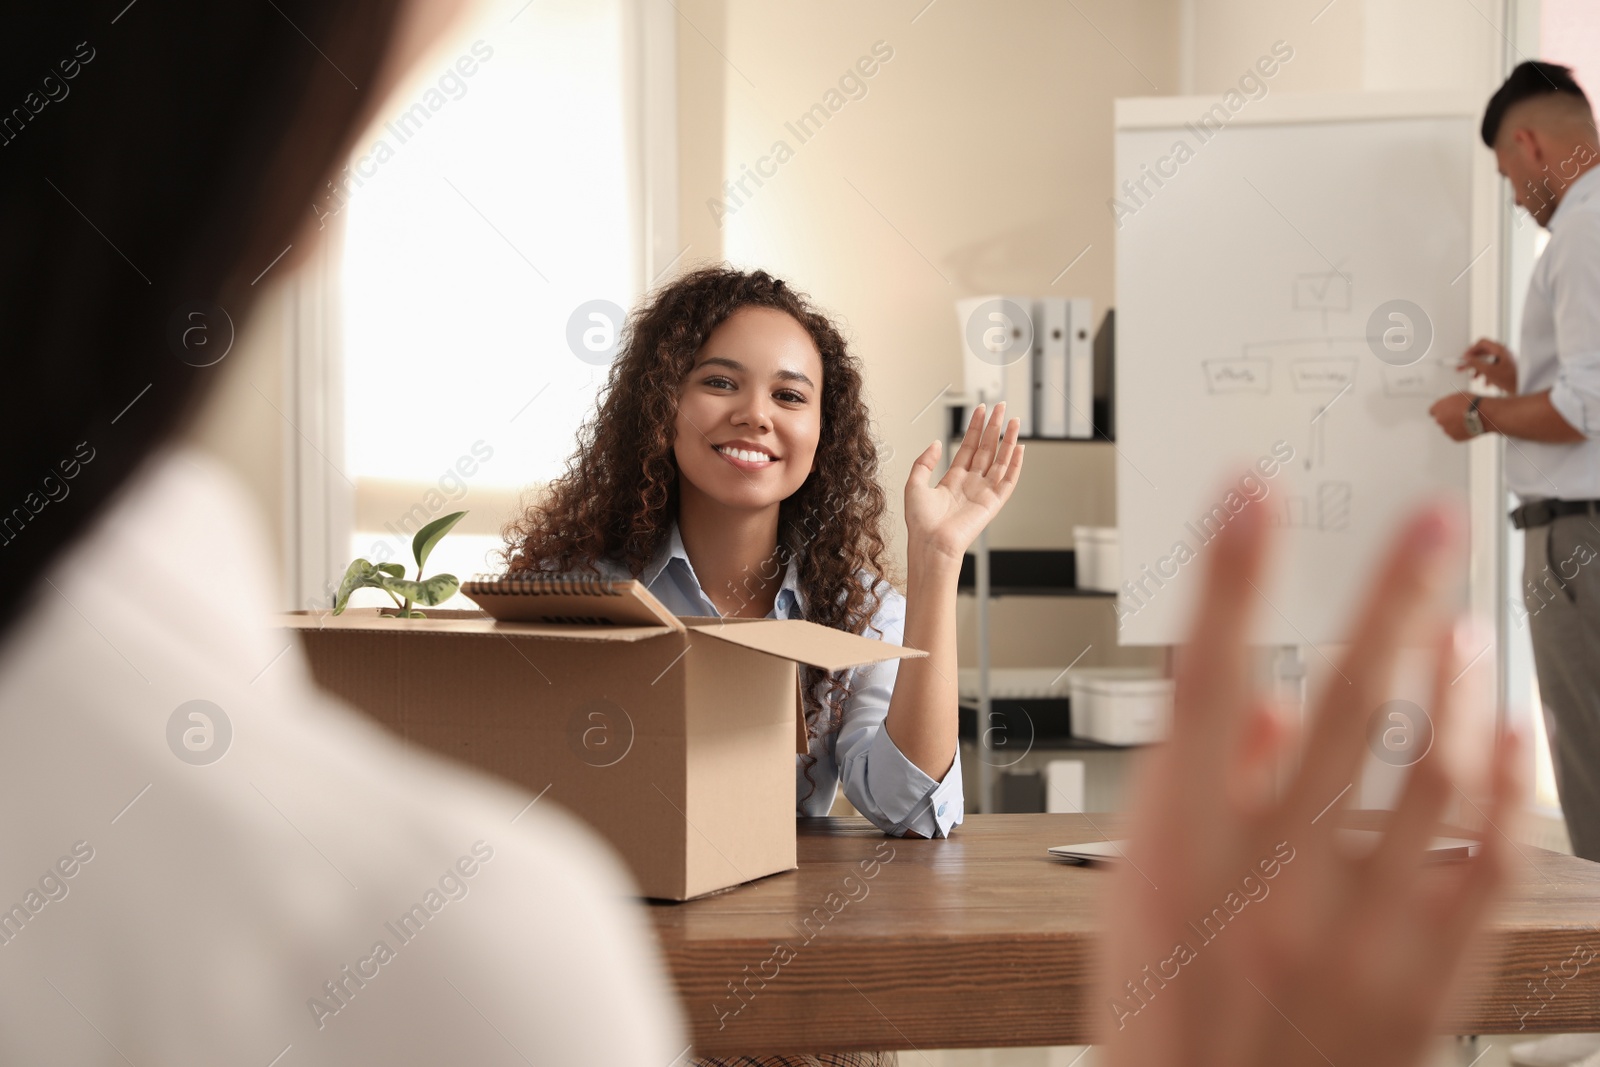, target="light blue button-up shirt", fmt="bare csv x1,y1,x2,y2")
592,523,963,838
1511,165,1600,500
